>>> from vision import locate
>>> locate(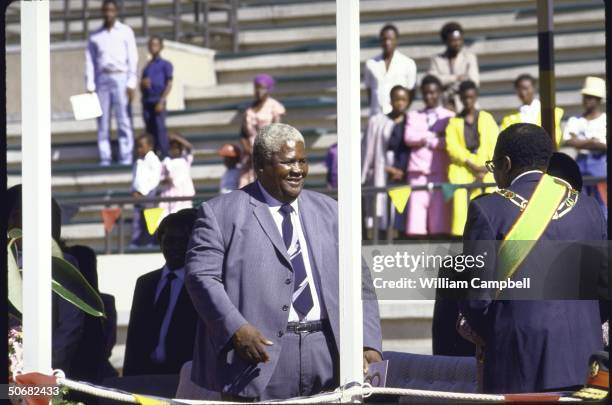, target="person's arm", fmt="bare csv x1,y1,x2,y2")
125,26,138,102
364,63,373,107
155,62,174,113
52,295,85,372
85,38,96,92
564,136,607,152
184,203,249,355
169,133,192,154
428,55,458,87
404,113,433,148
467,52,480,86
361,257,383,368
445,119,478,166
271,101,286,124
122,278,146,375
